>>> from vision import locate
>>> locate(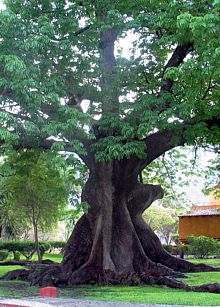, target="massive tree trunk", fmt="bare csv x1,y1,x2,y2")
4,157,220,293
61,160,217,286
